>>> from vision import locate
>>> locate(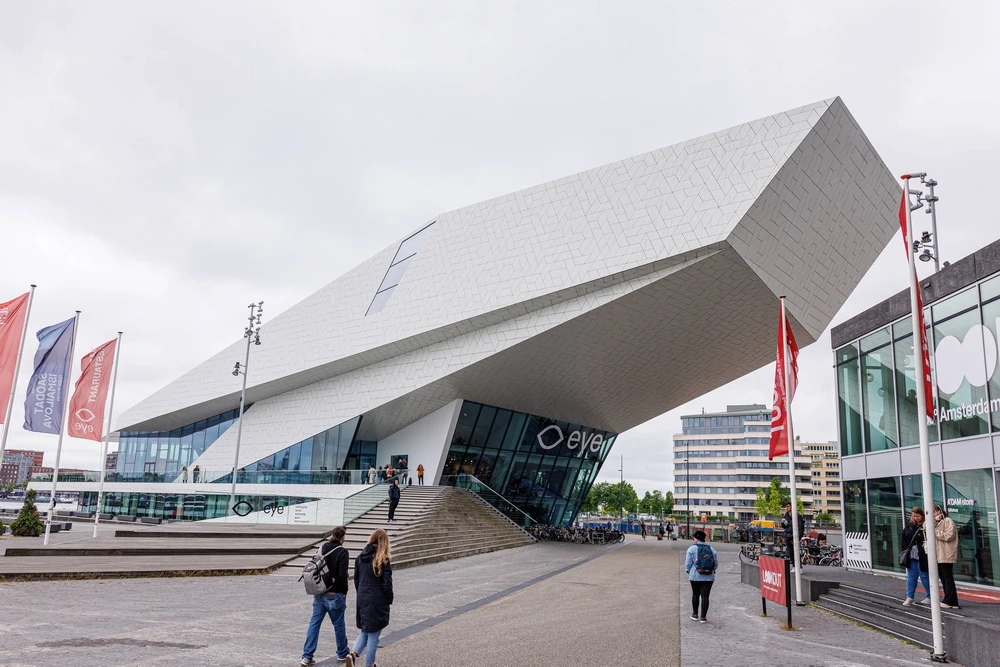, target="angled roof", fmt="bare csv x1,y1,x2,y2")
117,97,898,470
